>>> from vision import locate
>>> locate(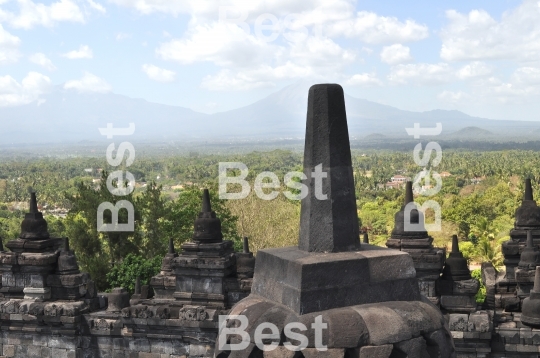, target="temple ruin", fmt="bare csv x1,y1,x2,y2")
0,84,538,357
